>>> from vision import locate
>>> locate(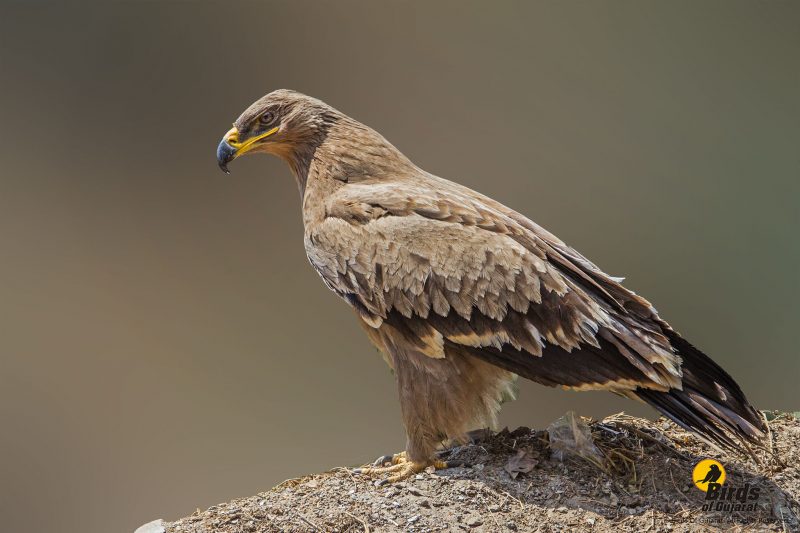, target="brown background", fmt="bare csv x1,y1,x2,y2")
1,2,798,532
